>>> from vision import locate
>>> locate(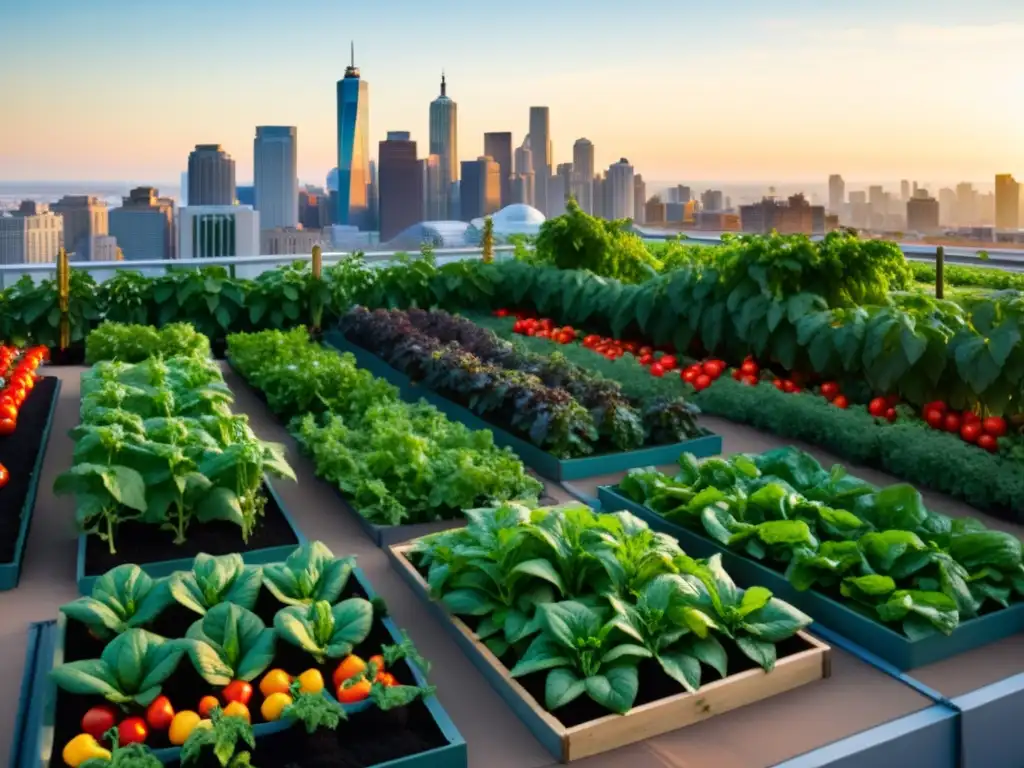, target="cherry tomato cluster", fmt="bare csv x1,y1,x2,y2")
922,401,1005,453
510,314,578,345
729,357,762,387
0,344,48,437
681,359,726,390
867,396,900,423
